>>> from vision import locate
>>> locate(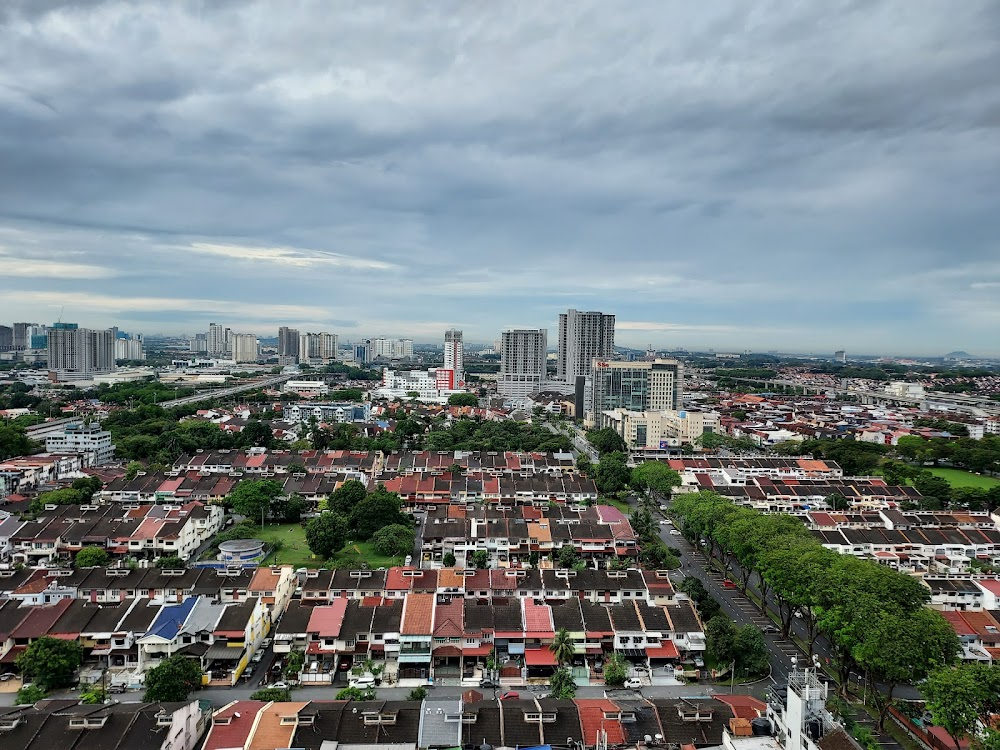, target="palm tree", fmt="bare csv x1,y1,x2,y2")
549,628,576,666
